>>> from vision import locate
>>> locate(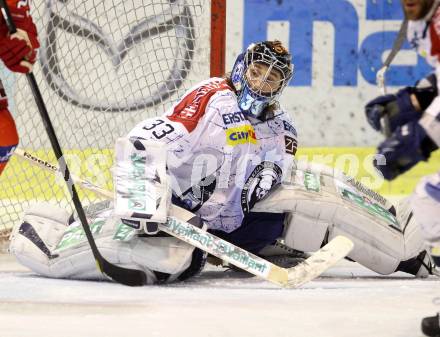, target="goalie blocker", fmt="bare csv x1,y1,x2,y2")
113,137,171,234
